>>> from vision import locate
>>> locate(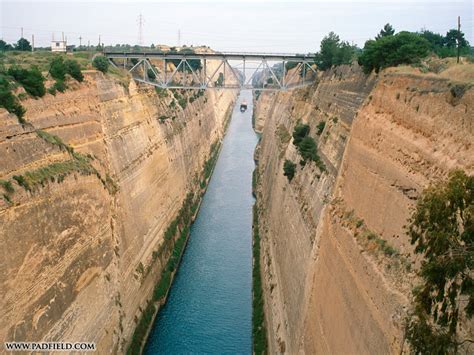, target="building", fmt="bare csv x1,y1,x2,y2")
51,40,67,52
